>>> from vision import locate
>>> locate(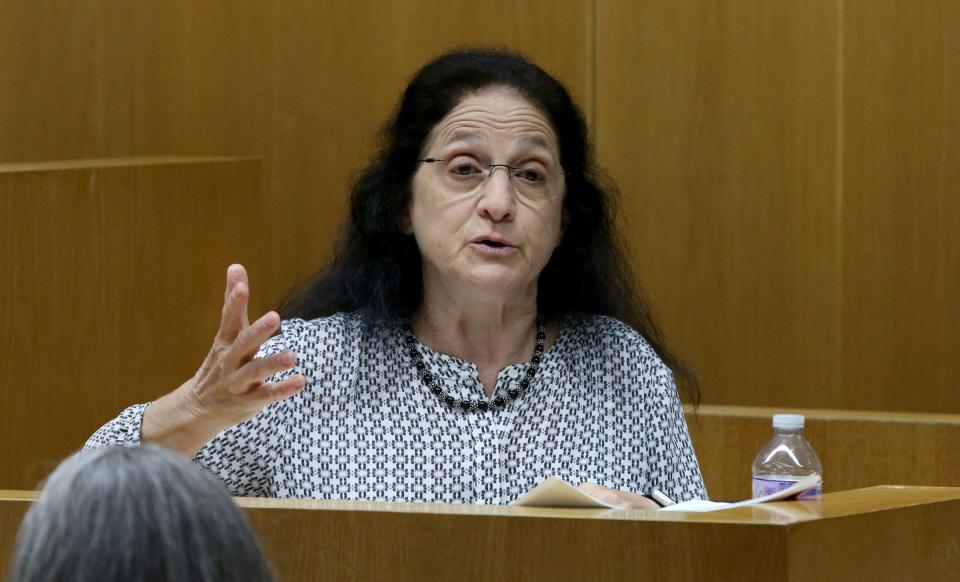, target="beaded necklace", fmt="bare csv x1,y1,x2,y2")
403,316,546,411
